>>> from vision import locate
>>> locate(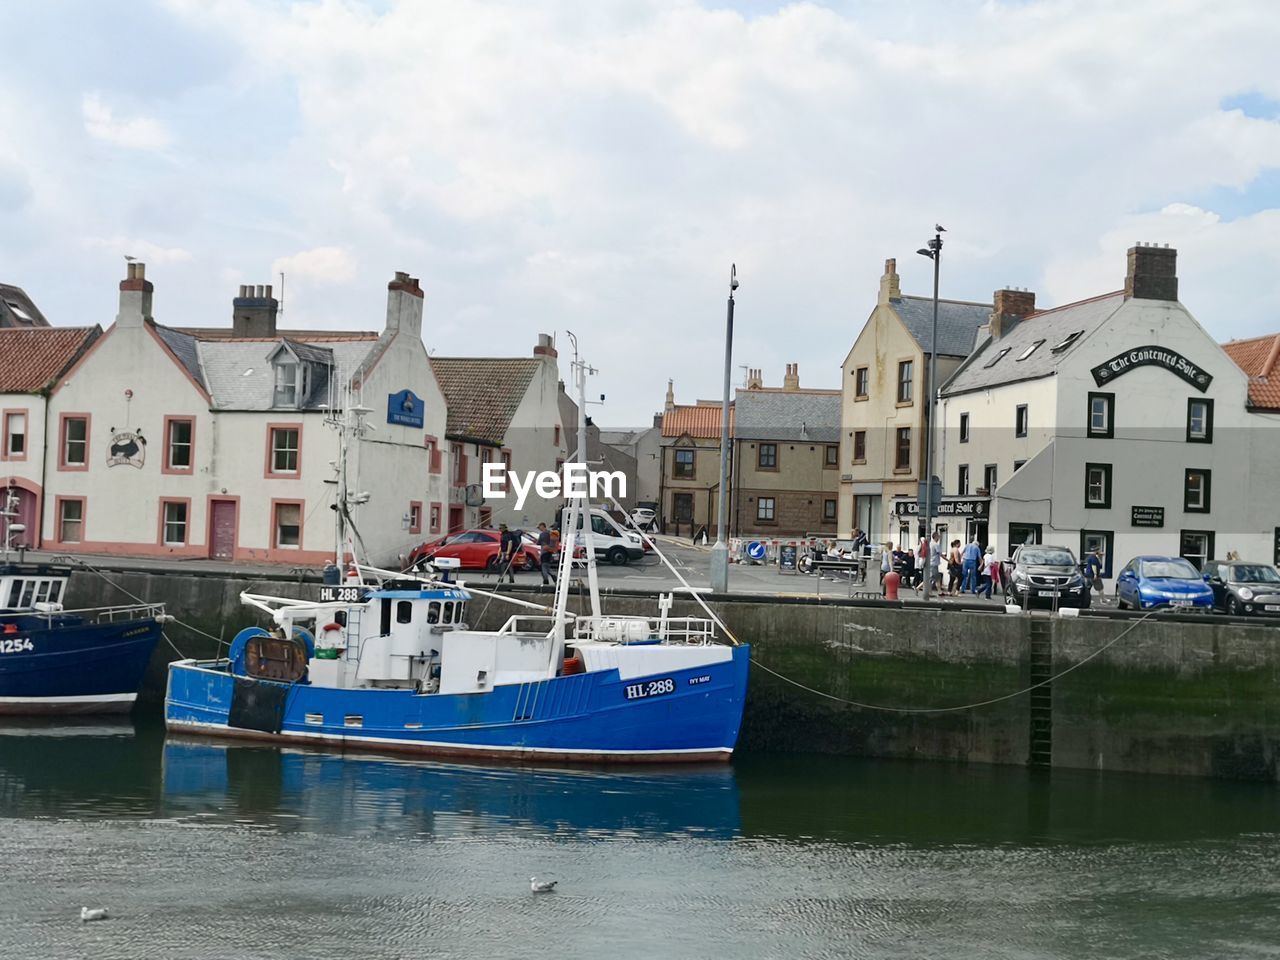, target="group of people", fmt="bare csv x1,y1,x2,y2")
494,522,562,586
876,531,1005,599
